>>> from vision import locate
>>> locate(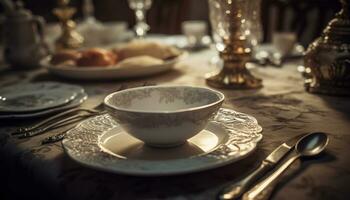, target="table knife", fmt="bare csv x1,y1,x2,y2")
218,134,304,200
